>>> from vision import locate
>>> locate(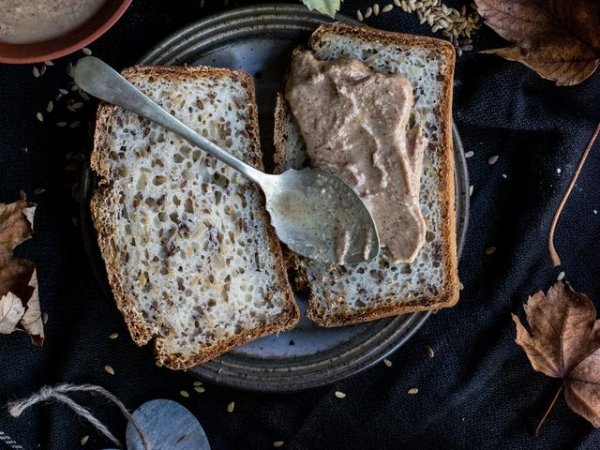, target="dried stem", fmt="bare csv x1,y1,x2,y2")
549,121,600,266
535,383,563,437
